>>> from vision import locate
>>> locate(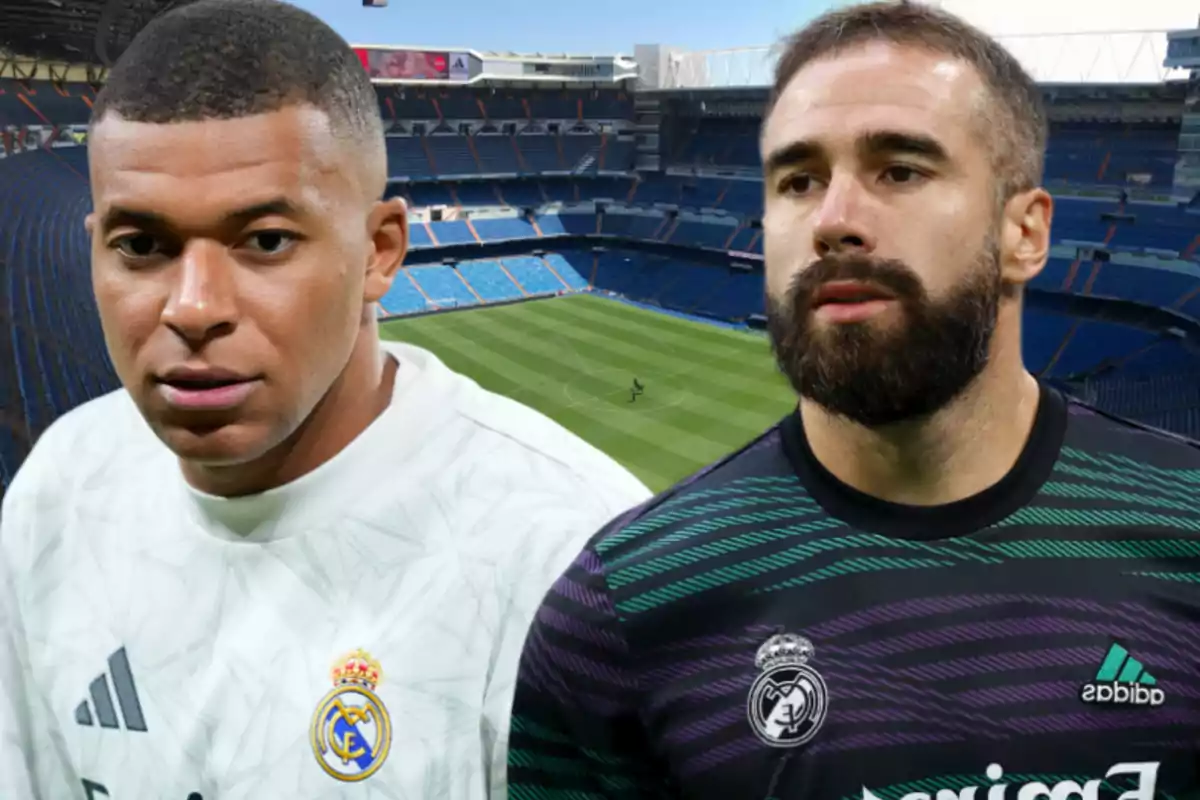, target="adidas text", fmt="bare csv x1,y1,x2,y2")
1079,681,1165,707
862,761,1160,800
